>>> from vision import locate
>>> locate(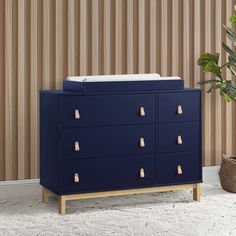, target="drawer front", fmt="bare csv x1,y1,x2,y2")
62,94,155,127
158,92,200,122
156,152,201,185
61,155,156,193
61,124,155,159
158,122,200,153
